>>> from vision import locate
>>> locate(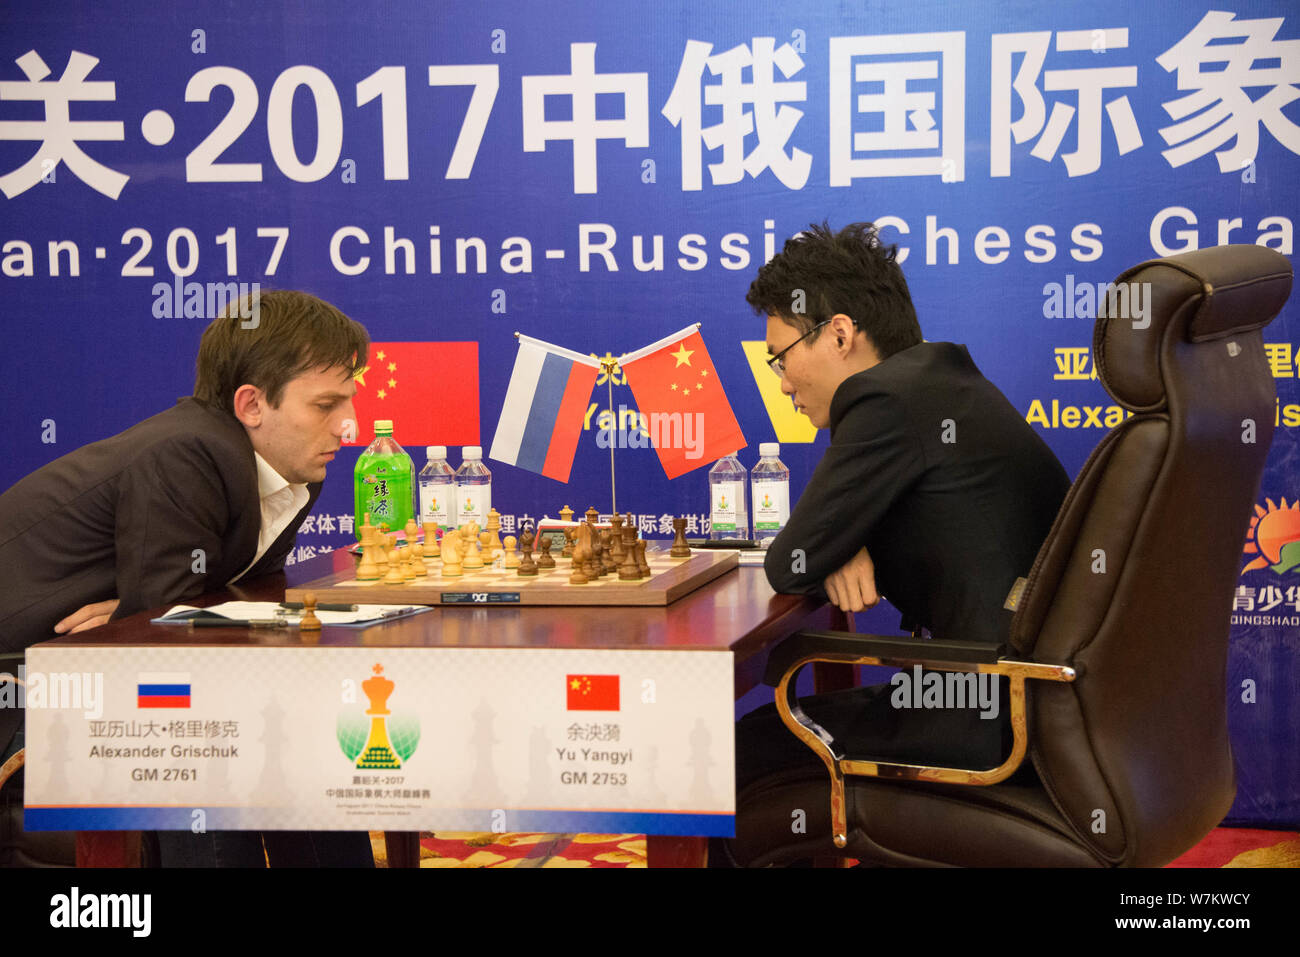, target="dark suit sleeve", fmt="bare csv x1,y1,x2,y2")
764,390,925,594
111,443,230,618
